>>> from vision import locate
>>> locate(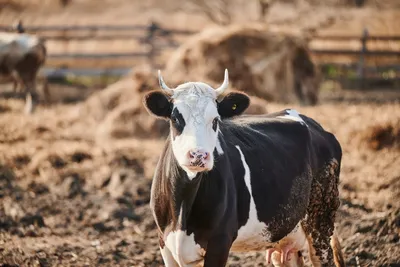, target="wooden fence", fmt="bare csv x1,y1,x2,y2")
309,28,400,89
0,21,195,80
1,22,399,90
